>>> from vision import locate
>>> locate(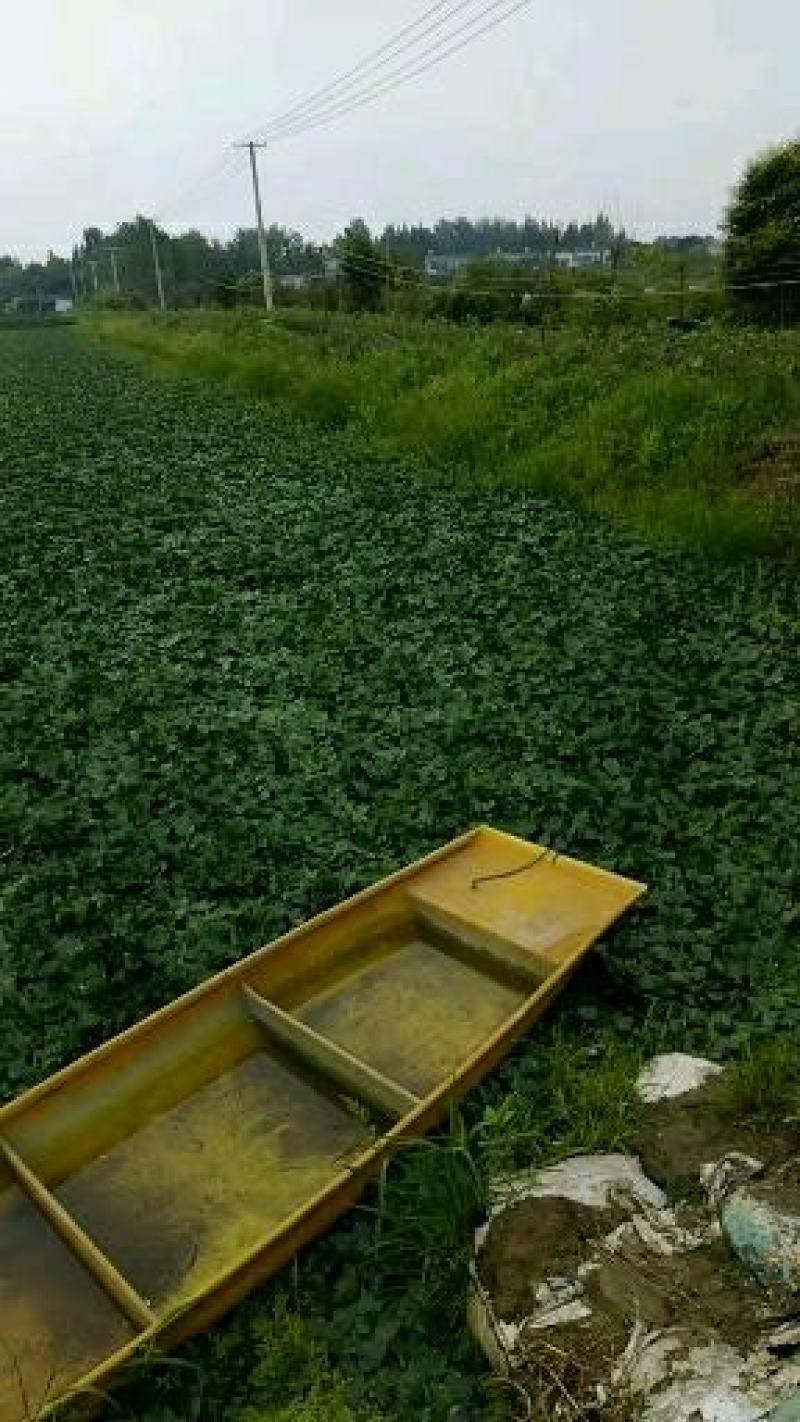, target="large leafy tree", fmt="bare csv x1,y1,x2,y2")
724,138,800,324
338,219,389,312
